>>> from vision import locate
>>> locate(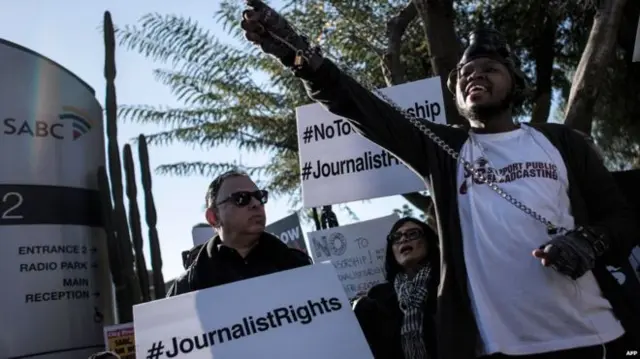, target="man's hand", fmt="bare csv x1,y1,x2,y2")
241,0,321,70
532,227,606,279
